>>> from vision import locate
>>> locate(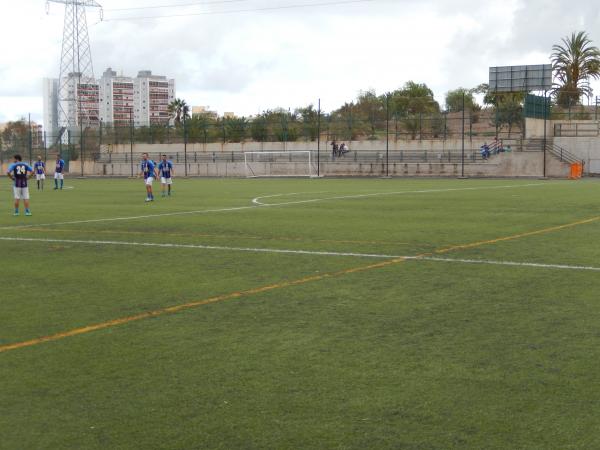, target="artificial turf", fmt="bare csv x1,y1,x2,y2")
1,177,600,449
